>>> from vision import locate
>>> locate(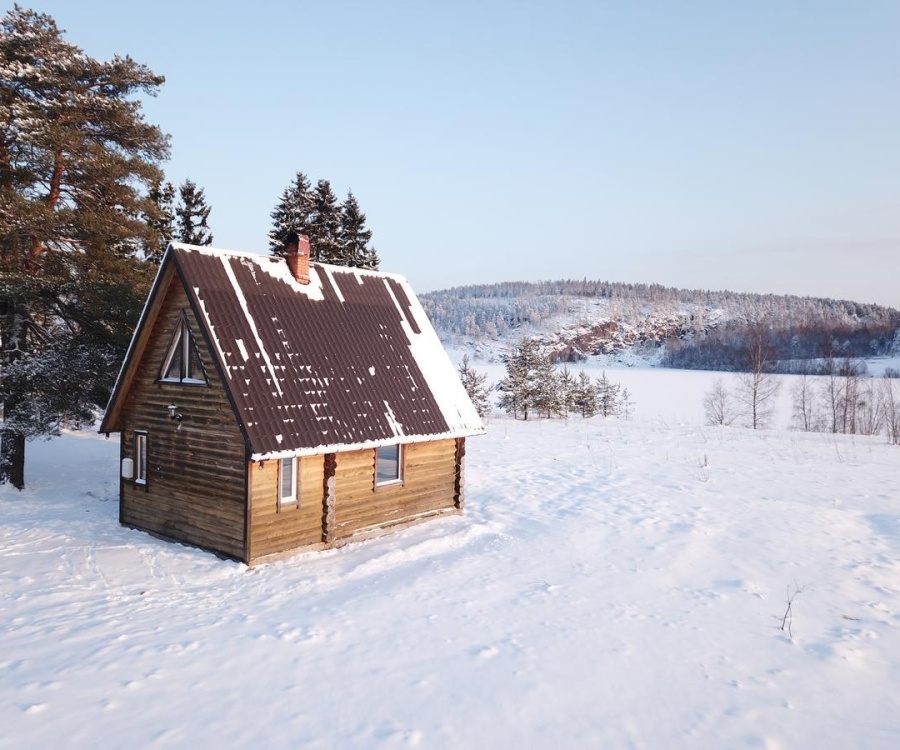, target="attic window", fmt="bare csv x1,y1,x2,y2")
160,315,207,384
